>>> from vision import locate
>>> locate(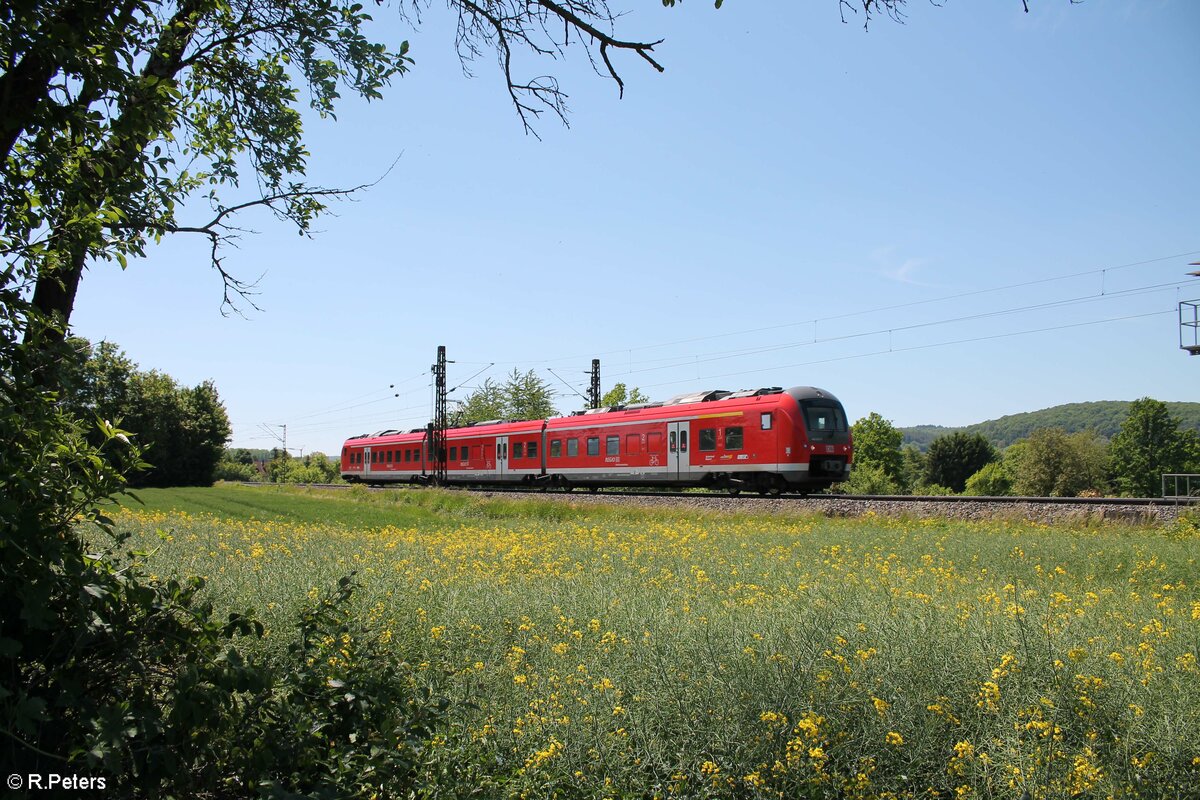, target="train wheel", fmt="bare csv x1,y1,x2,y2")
759,475,783,496
726,485,741,496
